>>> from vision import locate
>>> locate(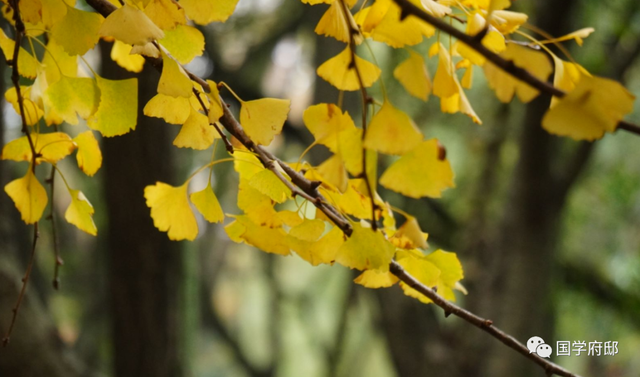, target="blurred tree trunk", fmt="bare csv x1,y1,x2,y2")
99,42,184,377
